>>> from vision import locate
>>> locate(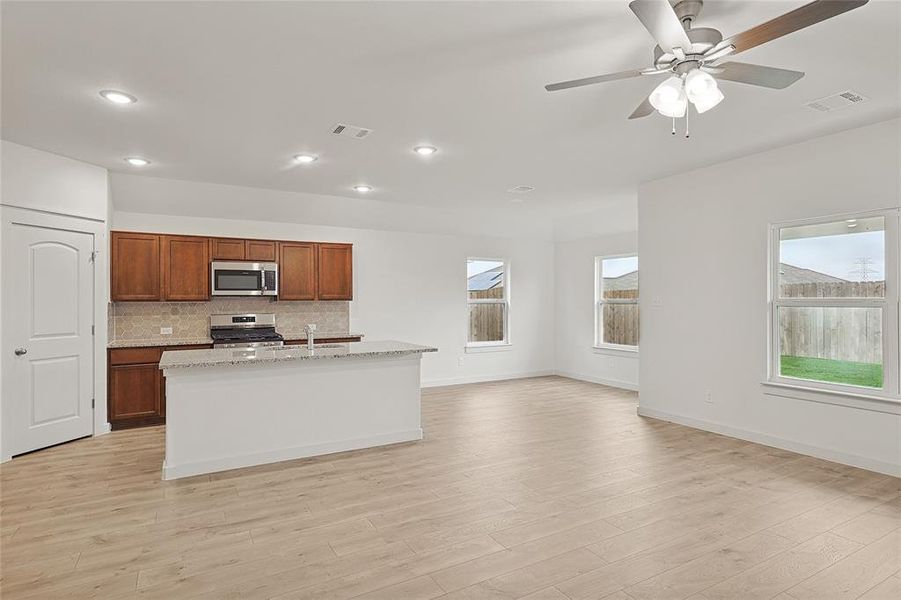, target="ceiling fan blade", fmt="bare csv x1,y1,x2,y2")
715,62,805,89
628,0,693,54
723,0,868,55
545,69,644,92
628,96,655,119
